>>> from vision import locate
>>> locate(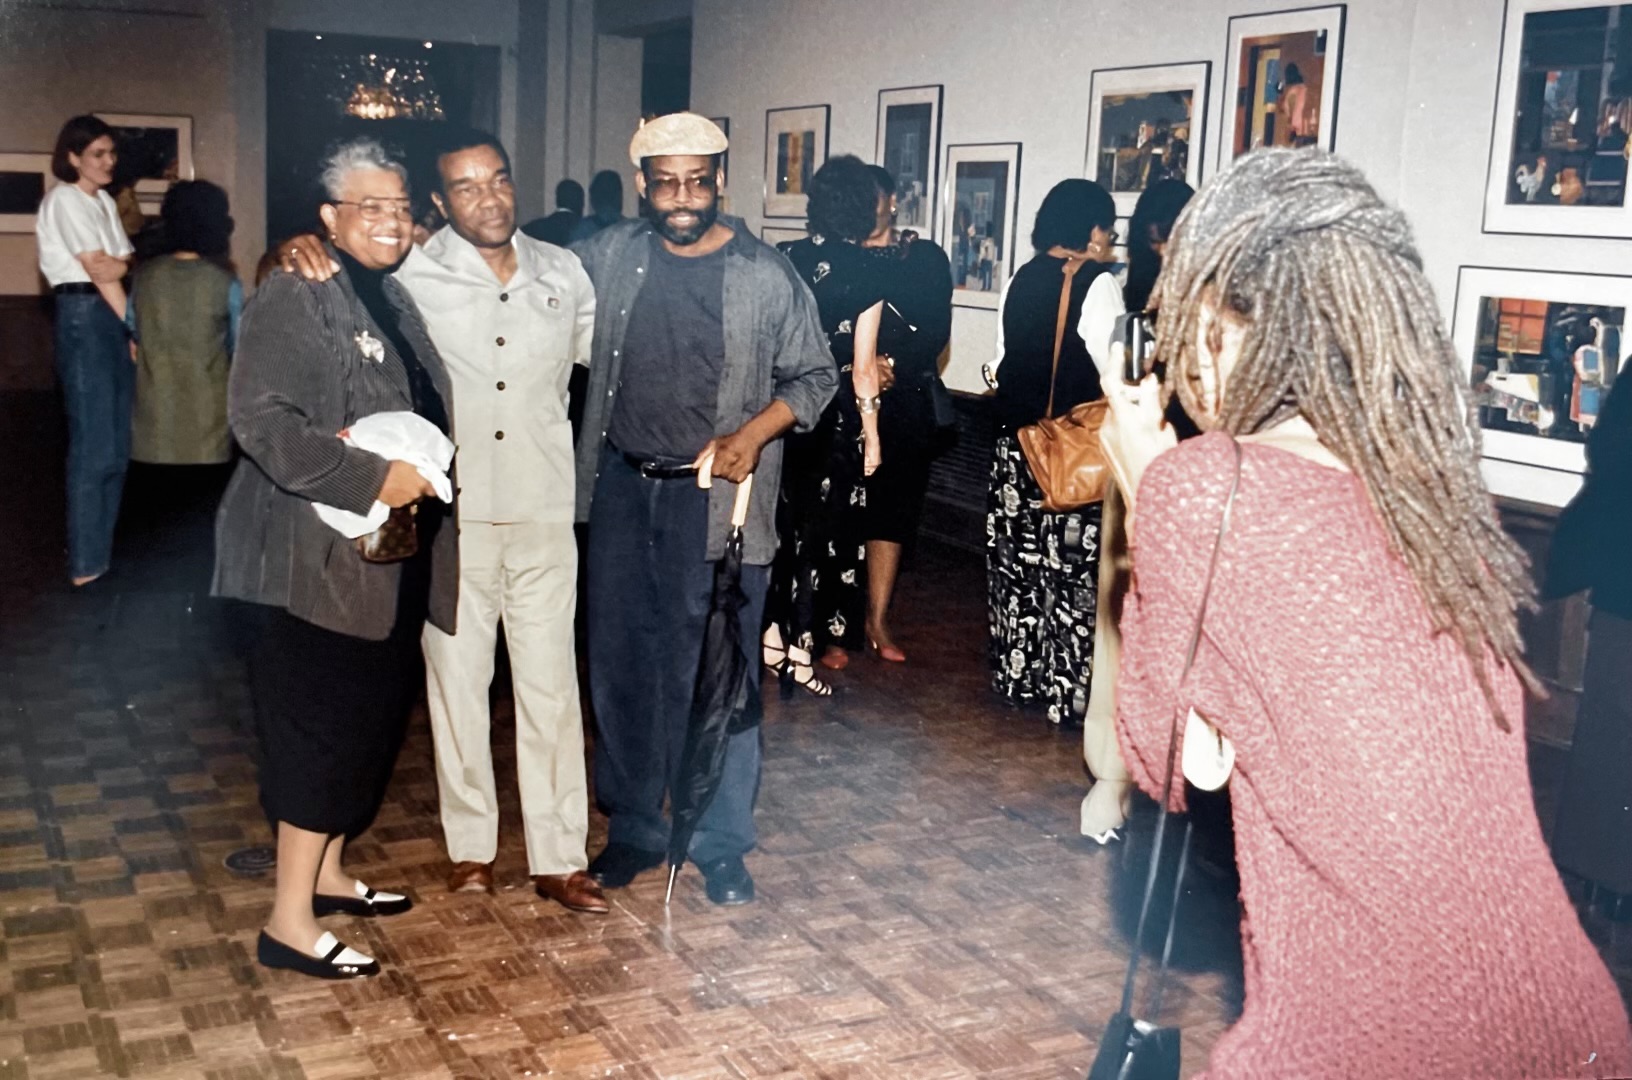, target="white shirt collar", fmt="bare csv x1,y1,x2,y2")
418,225,537,288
